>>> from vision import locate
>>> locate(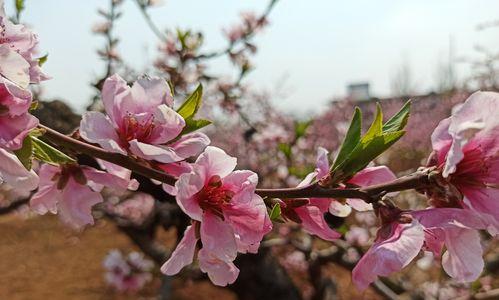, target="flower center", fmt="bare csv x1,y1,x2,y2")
120,113,155,144
197,175,235,218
